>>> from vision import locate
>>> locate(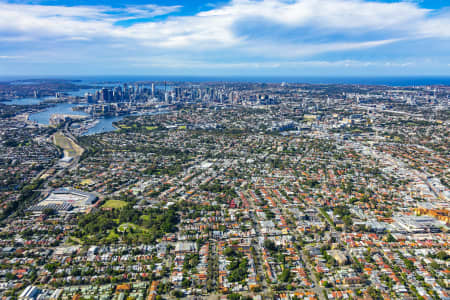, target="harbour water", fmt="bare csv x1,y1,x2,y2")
27,102,126,135
3,97,49,105
82,115,124,135
28,103,88,125
1,89,125,134
2,84,173,135
68,88,99,97
82,111,169,136
2,96,168,136
27,103,128,135
3,75,450,86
